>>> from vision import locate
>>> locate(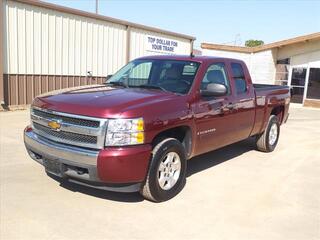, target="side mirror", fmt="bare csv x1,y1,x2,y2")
106,74,113,80
201,83,227,97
